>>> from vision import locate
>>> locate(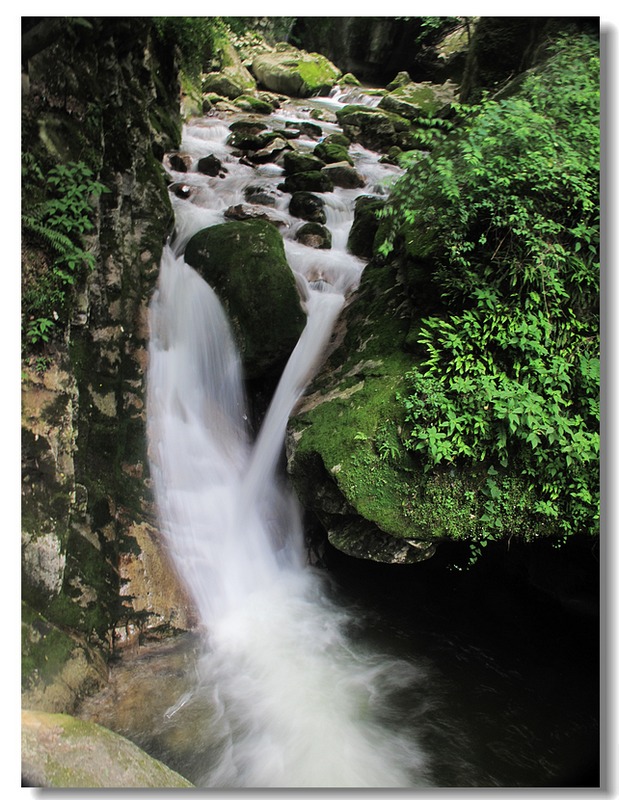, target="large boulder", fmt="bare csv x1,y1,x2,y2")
184,220,306,379
250,43,341,97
